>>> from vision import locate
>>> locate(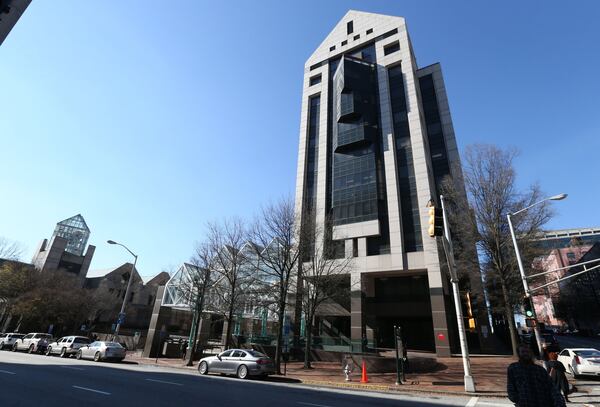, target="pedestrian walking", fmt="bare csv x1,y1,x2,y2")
547,352,570,403
180,340,188,360
507,344,566,407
